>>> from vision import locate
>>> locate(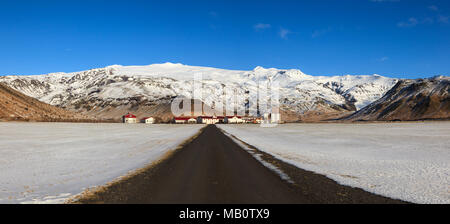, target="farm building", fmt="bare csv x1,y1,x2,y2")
173,115,263,124
197,115,247,124
227,116,244,124
174,117,197,124
123,113,137,123
141,117,155,124
199,116,220,124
